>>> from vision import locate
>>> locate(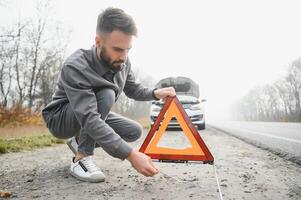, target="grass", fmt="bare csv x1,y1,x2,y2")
0,134,65,154
0,115,151,154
